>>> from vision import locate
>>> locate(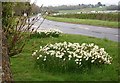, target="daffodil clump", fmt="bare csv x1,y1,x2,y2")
31,28,63,38
32,42,112,72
